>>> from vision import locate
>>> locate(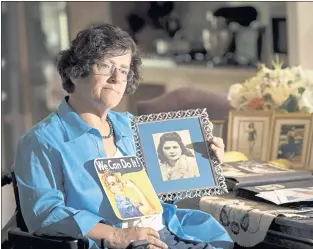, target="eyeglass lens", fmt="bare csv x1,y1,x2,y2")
97,62,133,82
